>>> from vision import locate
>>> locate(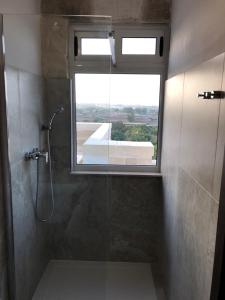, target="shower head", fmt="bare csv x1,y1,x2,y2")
55,106,64,114
48,105,64,129
41,105,64,131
